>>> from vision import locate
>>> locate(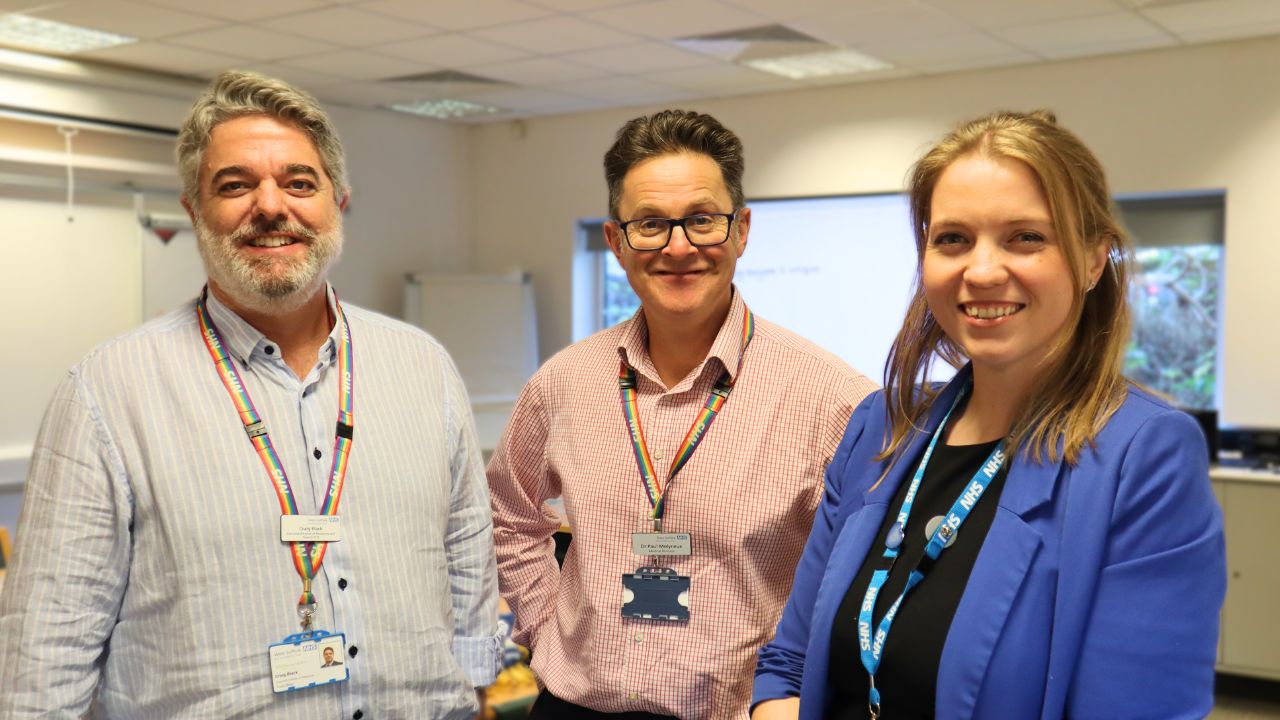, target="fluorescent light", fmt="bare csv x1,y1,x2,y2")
0,14,136,54
742,49,891,80
386,98,502,120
